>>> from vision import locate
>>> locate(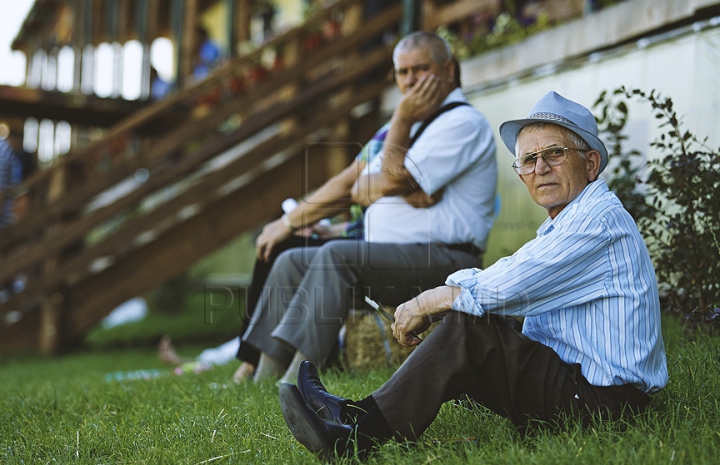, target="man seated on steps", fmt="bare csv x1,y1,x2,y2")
239,31,498,384
278,91,668,460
